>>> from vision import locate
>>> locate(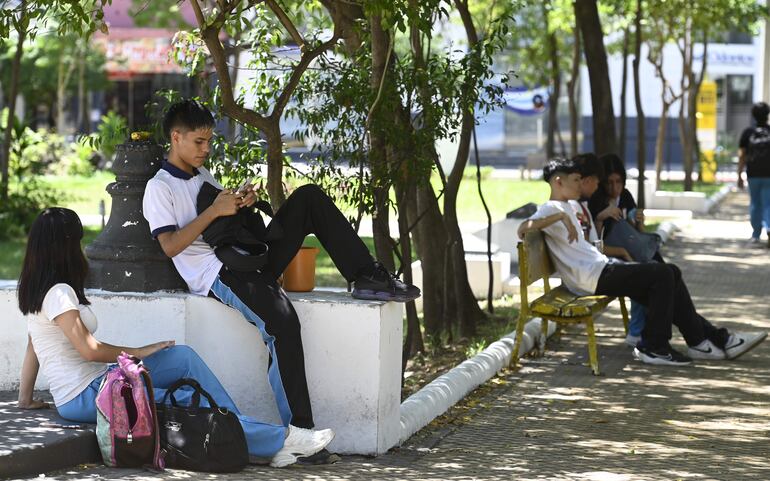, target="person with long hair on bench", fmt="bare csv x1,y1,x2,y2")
517,157,766,366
